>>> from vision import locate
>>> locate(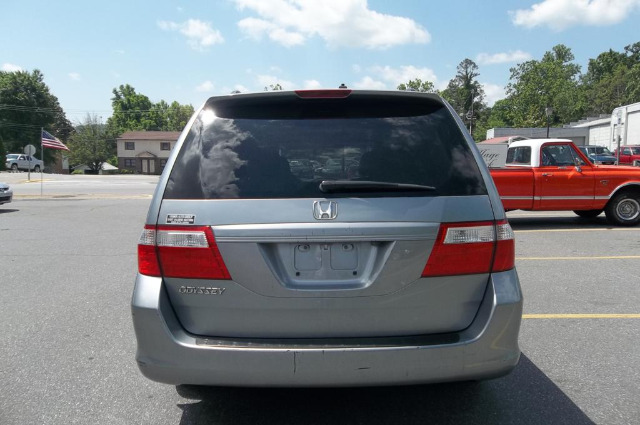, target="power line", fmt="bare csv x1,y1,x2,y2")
0,103,193,116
